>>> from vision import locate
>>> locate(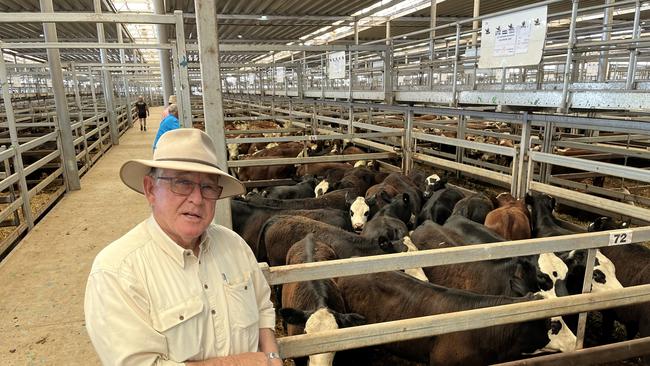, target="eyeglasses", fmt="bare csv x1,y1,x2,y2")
155,176,223,200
